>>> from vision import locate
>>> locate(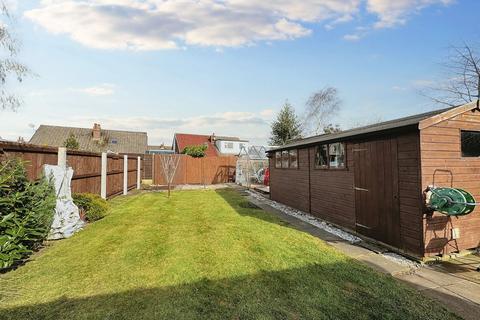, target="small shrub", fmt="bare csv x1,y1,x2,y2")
73,193,108,222
63,133,80,150
182,145,207,158
0,158,56,270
